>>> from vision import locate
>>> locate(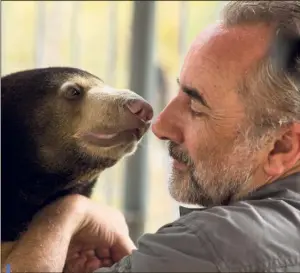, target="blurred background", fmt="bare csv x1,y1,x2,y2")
2,0,227,243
